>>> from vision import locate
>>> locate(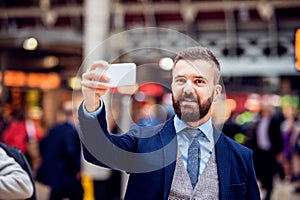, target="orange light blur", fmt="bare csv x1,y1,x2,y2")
295,28,300,71
0,71,26,87
27,73,60,89
41,73,60,89
0,70,60,89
